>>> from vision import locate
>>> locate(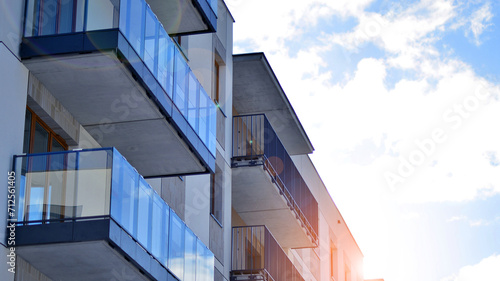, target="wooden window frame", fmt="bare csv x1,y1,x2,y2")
26,106,68,154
